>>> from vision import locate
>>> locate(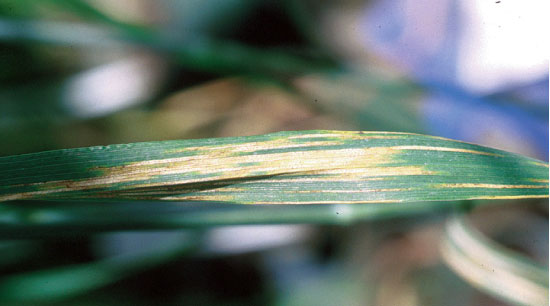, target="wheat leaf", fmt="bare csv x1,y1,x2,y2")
1,130,547,204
